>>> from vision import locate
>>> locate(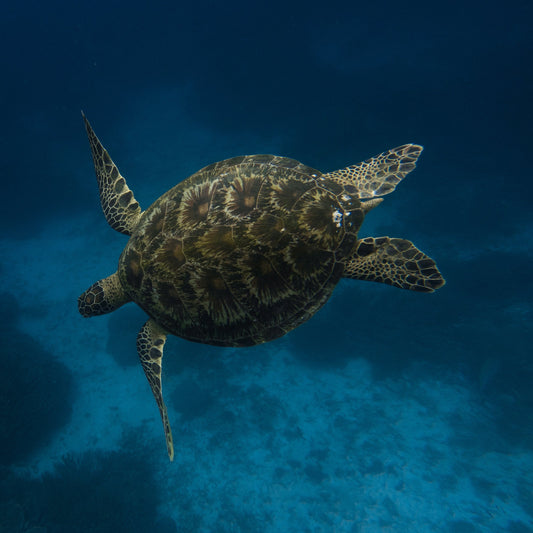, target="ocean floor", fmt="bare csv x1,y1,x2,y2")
1,215,532,533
